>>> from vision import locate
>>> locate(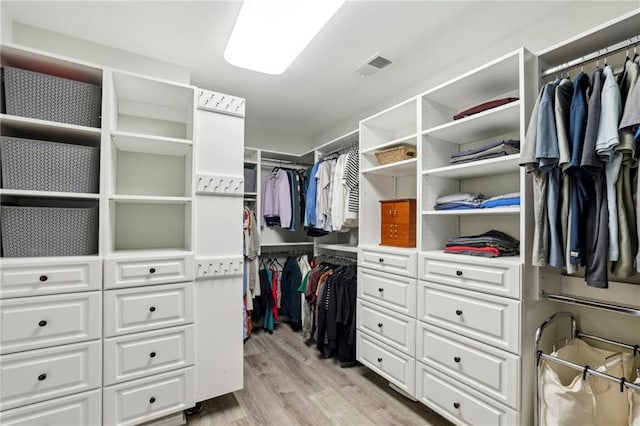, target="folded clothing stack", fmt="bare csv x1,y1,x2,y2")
481,192,520,208
450,139,520,164
453,97,519,120
434,192,486,210
444,229,519,257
